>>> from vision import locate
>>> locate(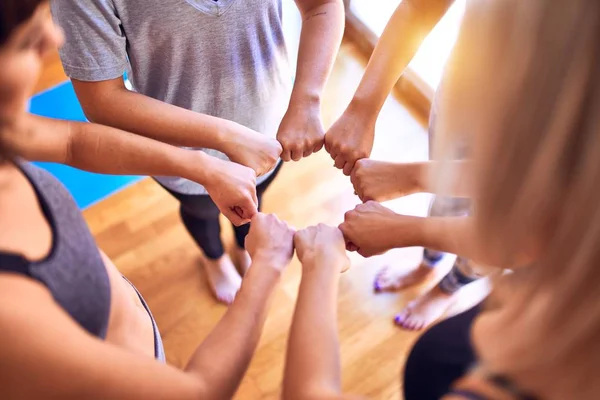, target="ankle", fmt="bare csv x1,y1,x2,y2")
203,254,228,267
433,282,458,297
